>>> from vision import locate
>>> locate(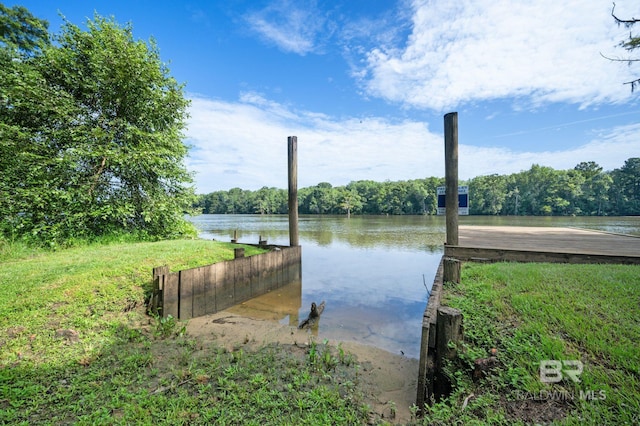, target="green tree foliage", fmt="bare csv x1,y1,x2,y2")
0,8,195,244
574,162,612,215
469,174,507,215
196,178,445,216
195,159,639,217
0,3,49,54
610,158,640,214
